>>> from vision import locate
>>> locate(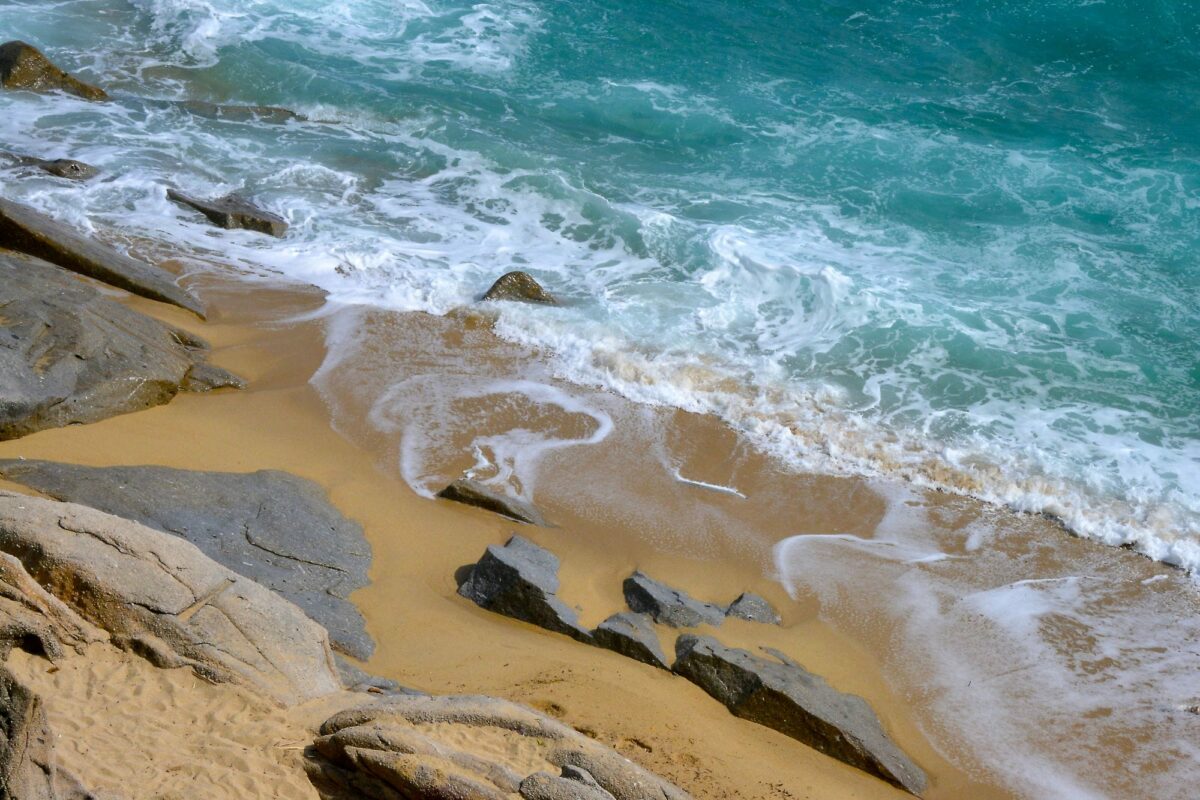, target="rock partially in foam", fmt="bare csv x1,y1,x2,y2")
481,271,558,305
167,189,289,238
438,478,549,525
0,41,107,100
